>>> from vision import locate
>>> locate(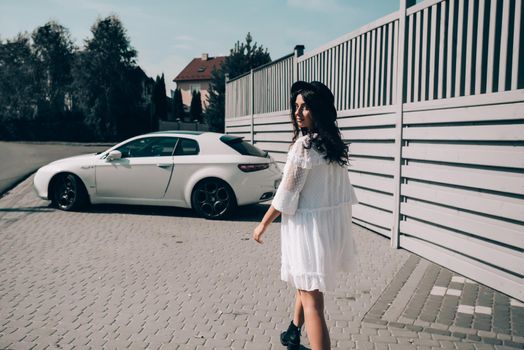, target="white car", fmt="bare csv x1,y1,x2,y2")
34,131,282,219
